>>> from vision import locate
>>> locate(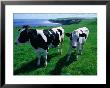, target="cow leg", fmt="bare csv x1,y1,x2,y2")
80,44,83,55
57,45,60,53
67,46,72,61
36,49,41,66
76,44,83,59
60,40,63,55
77,43,82,55
57,44,62,55
79,44,83,55
37,55,41,66
60,38,64,55
76,47,79,59
76,43,81,59
43,50,48,67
